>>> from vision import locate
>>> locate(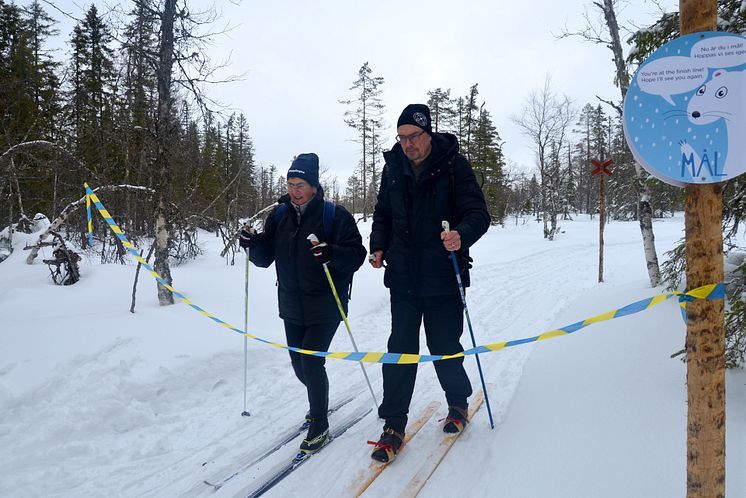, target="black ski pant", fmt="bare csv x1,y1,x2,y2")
379,290,472,434
284,320,339,422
